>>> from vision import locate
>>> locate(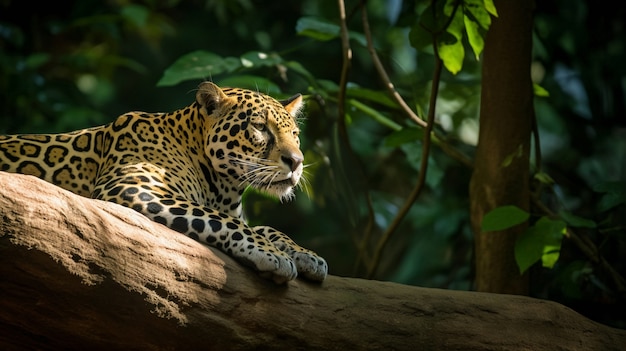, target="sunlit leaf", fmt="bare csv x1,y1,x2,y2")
482,205,529,232
438,7,465,74
515,217,566,274
541,245,561,269
484,0,498,17
534,172,555,185
464,14,484,60
464,0,492,30
157,51,240,86
533,83,550,97
438,40,464,74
